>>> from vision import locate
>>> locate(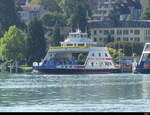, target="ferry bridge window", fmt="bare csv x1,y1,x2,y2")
67,44,73,46
78,44,84,46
